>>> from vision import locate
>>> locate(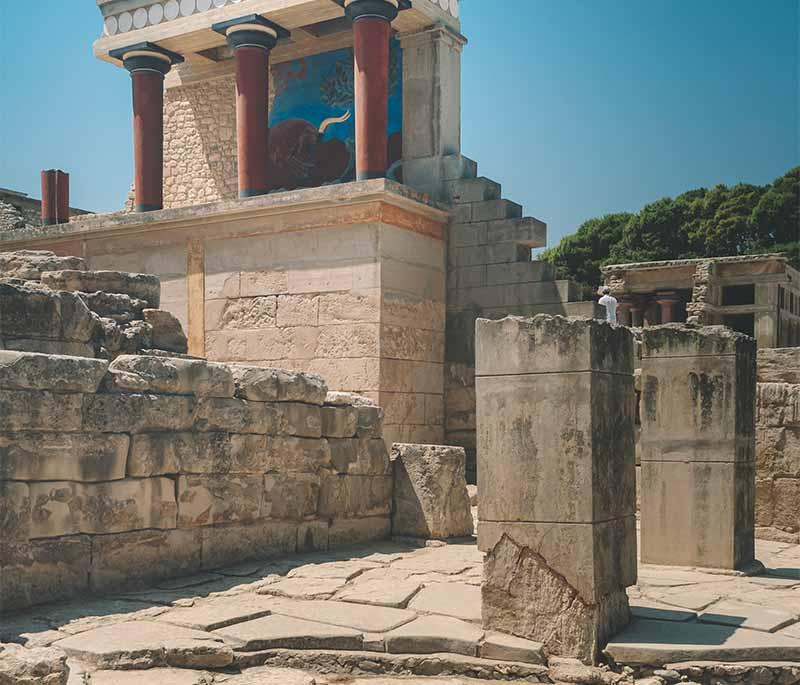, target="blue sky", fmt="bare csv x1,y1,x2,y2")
0,0,797,246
